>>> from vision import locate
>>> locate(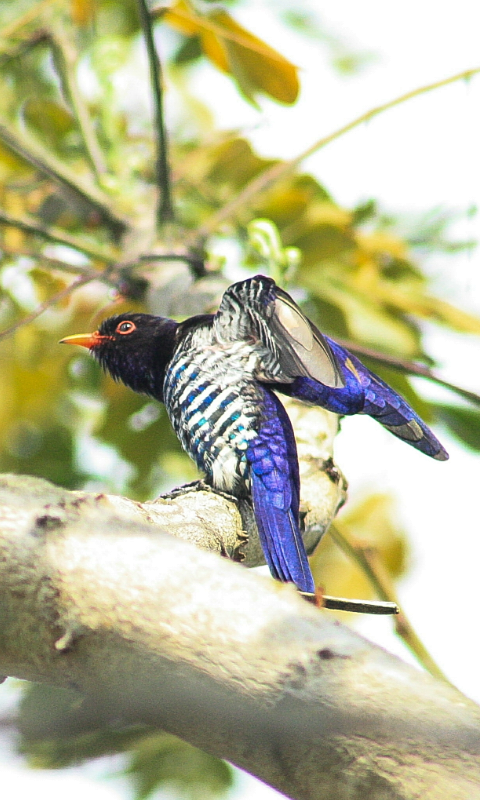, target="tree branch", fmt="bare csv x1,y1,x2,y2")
137,0,174,224
50,29,108,181
0,208,118,261
0,119,127,238
0,269,110,342
0,468,480,800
